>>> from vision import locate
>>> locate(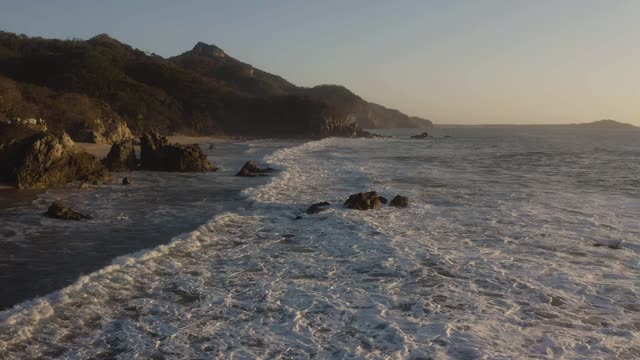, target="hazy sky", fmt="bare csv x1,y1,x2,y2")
1,0,639,124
